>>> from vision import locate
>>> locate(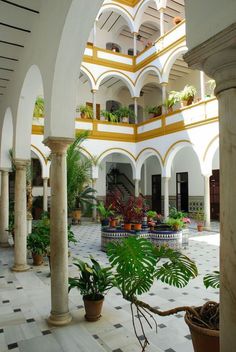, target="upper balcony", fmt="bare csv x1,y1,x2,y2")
32,98,218,143
83,20,185,74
